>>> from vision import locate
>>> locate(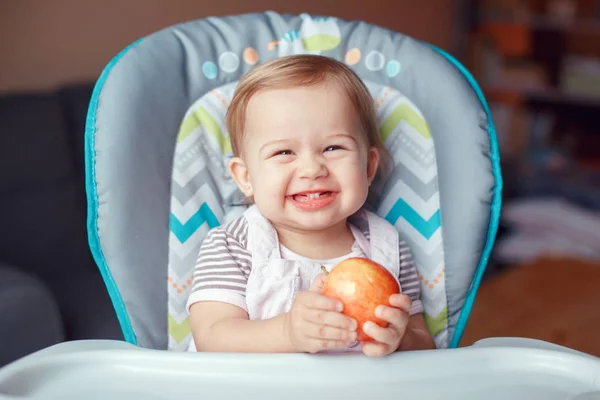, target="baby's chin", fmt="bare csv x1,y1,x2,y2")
269,212,351,233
